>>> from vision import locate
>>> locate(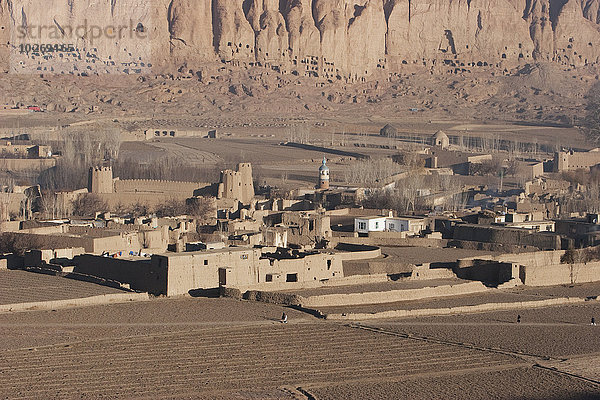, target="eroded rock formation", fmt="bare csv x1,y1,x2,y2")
0,0,598,78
